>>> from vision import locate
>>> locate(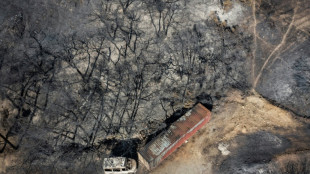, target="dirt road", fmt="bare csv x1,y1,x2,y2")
150,90,308,174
